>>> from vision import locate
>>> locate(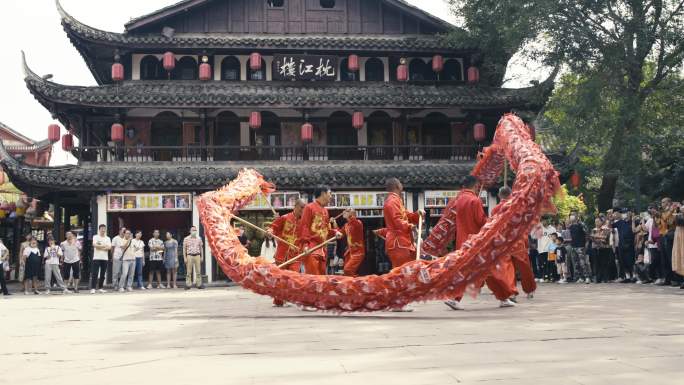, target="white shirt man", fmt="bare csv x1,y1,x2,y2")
91,225,112,293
